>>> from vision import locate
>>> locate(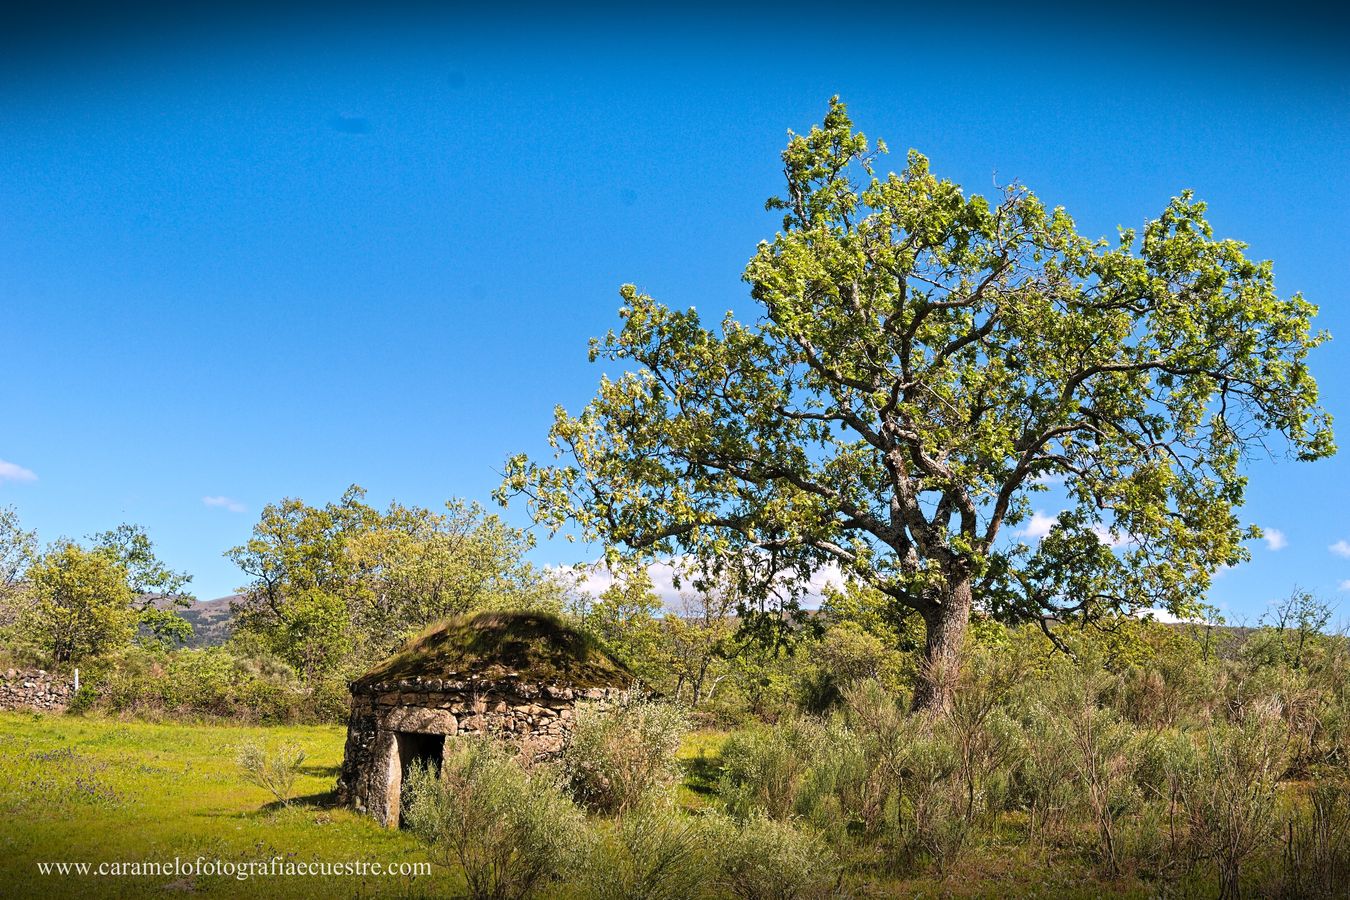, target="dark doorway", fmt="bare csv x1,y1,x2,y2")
395,732,445,827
